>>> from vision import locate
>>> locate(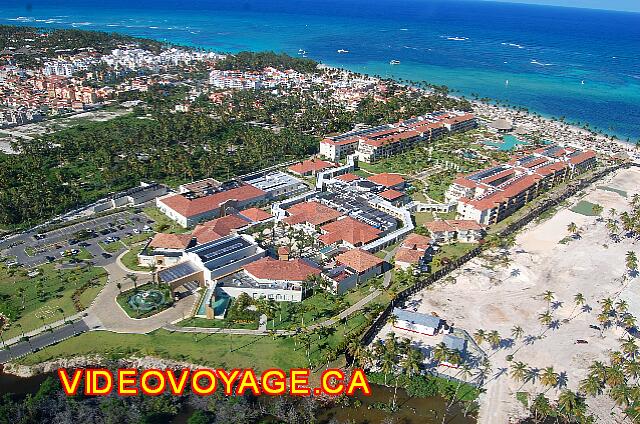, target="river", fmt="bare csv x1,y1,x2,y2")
0,372,476,423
